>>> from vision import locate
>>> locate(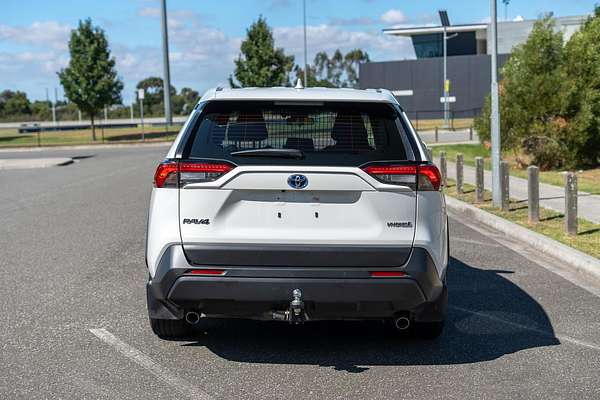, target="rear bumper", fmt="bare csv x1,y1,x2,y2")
147,245,446,321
